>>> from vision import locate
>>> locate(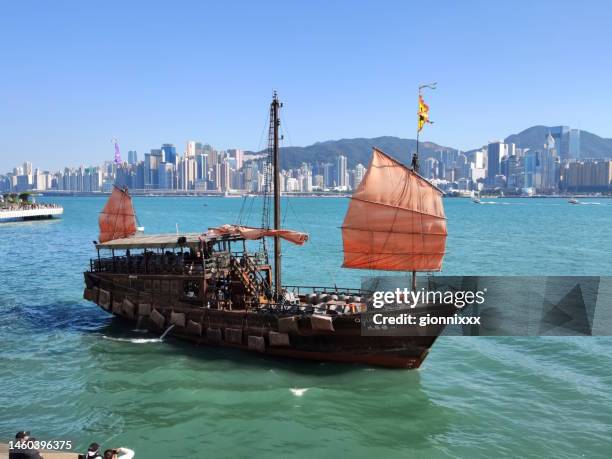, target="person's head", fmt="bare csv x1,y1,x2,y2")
15,431,30,441
104,449,118,459
87,442,101,457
